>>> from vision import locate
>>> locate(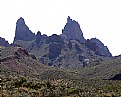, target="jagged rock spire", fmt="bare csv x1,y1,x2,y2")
61,16,86,43
13,17,35,42
67,16,72,22
35,31,42,44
